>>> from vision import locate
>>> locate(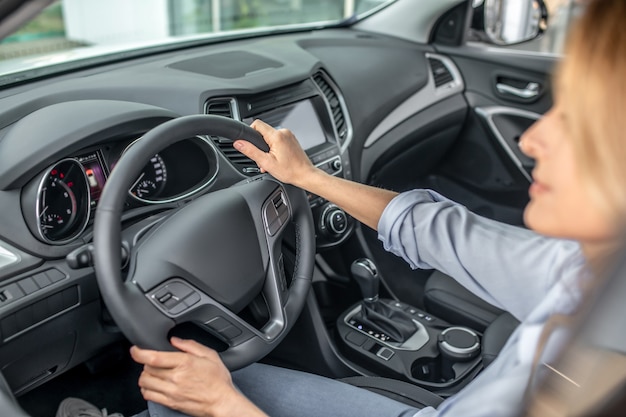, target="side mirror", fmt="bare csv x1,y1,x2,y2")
472,0,548,45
